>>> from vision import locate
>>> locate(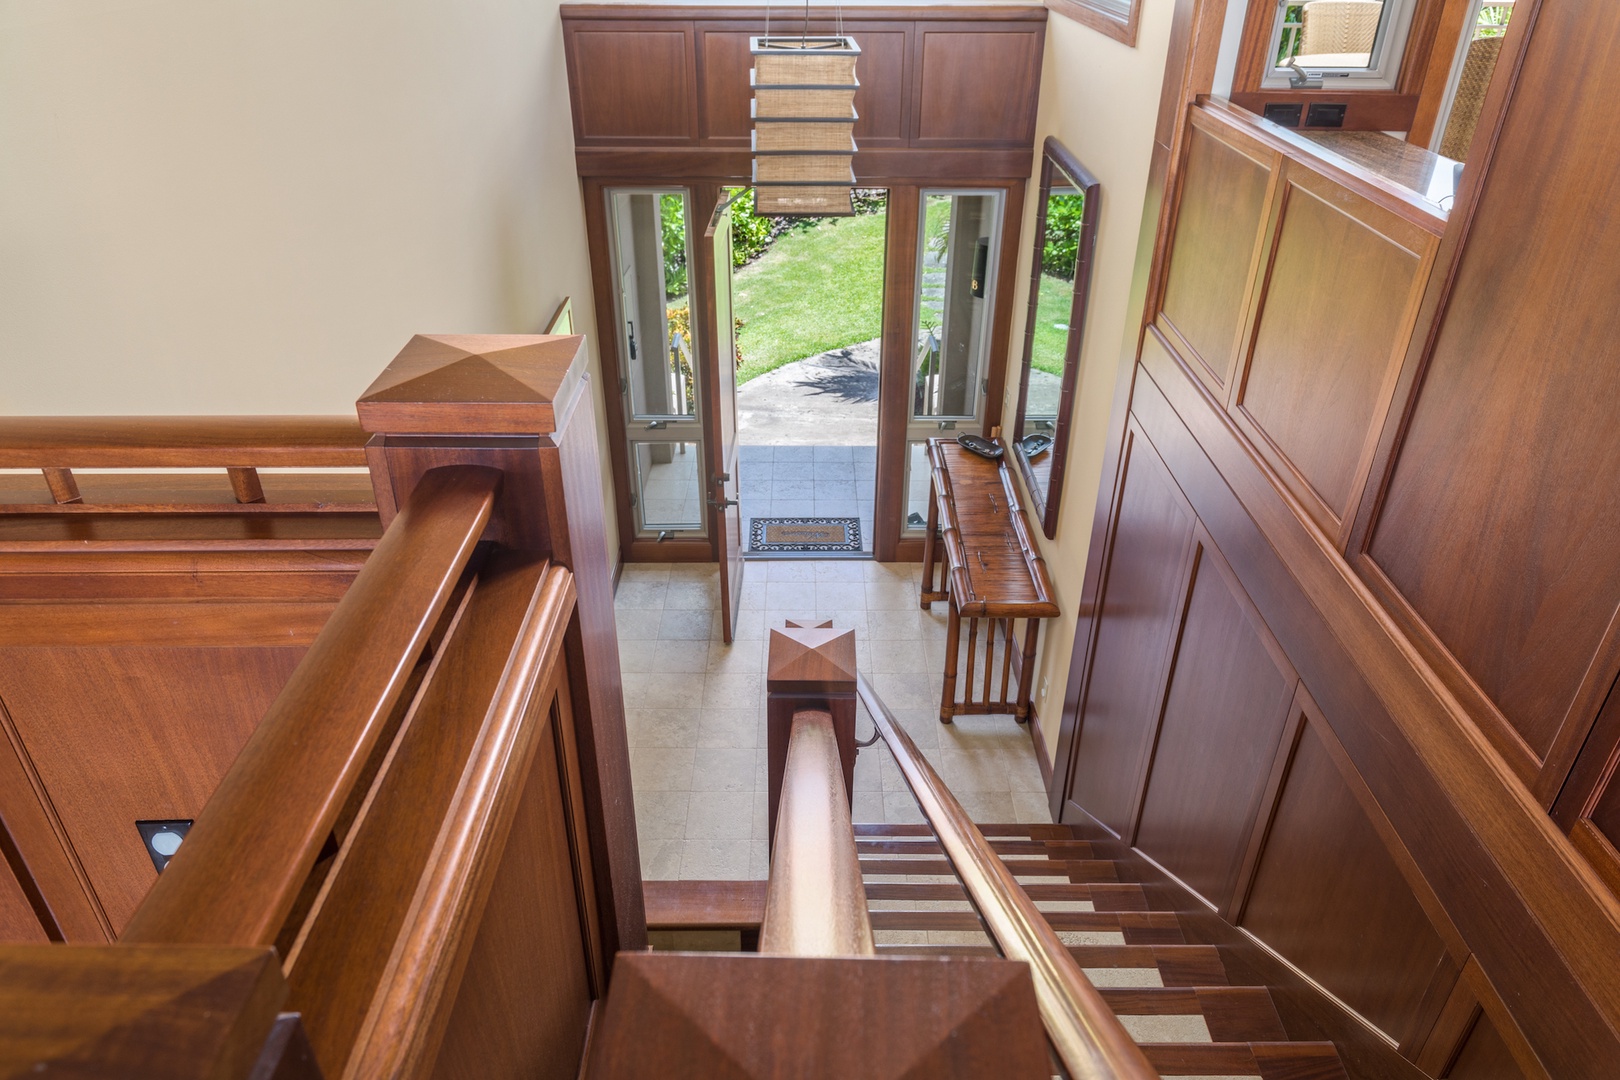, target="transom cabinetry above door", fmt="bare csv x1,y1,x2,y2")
560,5,1047,180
